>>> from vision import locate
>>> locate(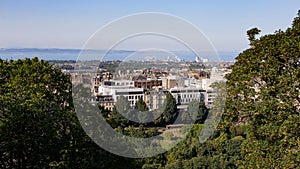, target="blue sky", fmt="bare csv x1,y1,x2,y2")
0,0,299,53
